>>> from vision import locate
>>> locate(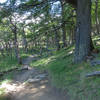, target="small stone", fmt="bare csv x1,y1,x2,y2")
27,78,41,83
